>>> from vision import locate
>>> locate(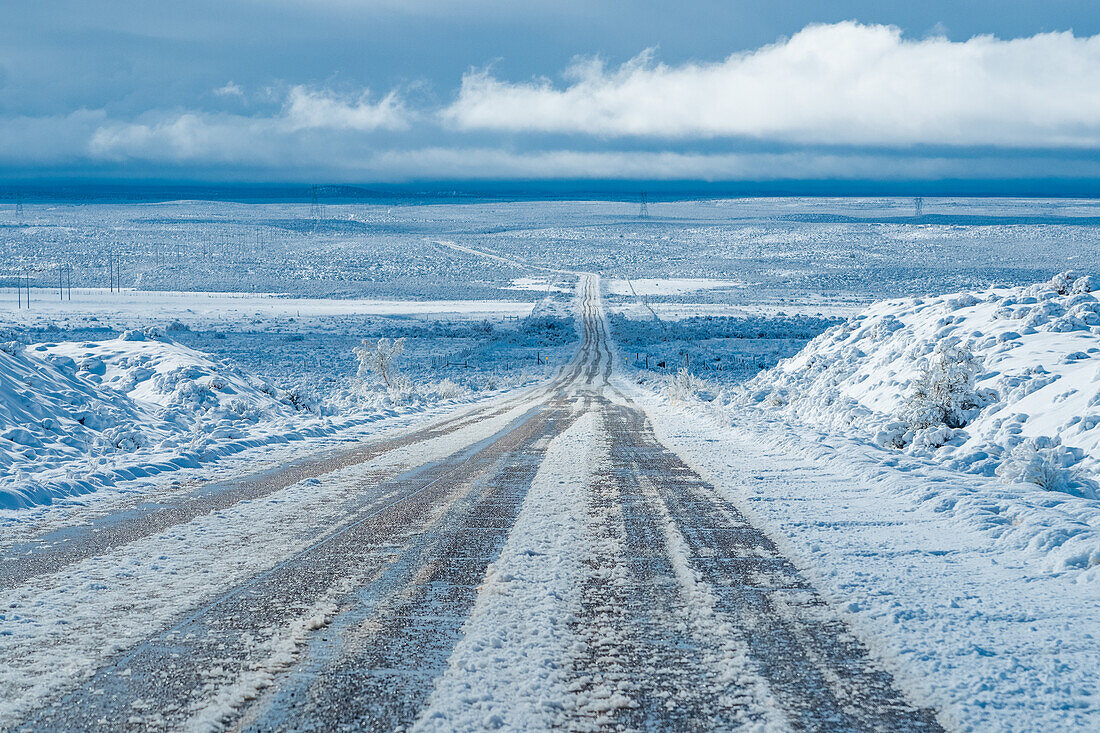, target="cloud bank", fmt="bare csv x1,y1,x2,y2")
88,86,407,163
6,22,1100,181
443,22,1100,147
